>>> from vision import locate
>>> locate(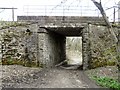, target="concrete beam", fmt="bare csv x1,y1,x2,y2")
39,27,83,36
38,23,85,36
